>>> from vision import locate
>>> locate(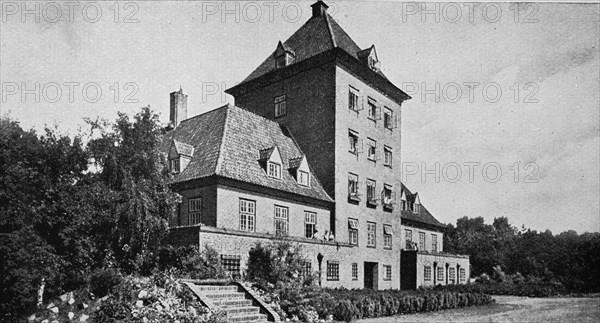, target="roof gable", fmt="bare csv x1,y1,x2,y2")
400,184,445,229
